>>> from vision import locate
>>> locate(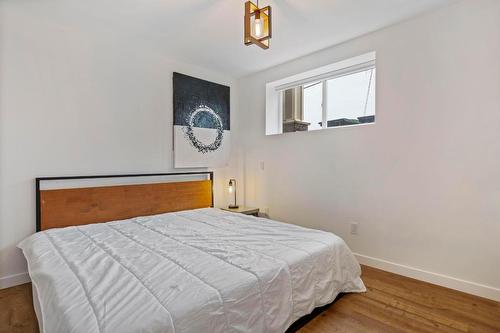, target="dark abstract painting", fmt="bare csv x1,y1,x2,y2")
173,72,230,167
